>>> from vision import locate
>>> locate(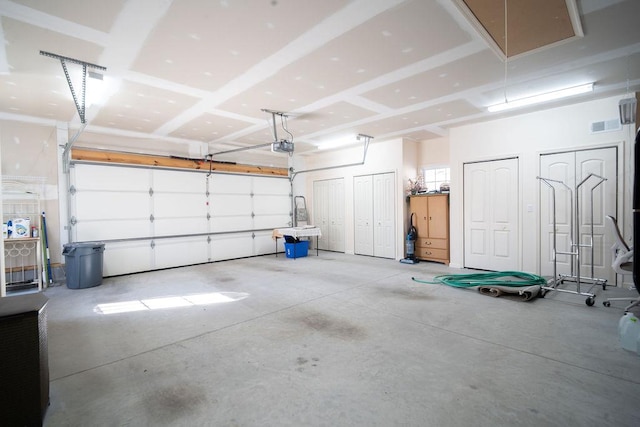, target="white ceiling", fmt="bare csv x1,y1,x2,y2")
1,0,639,167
